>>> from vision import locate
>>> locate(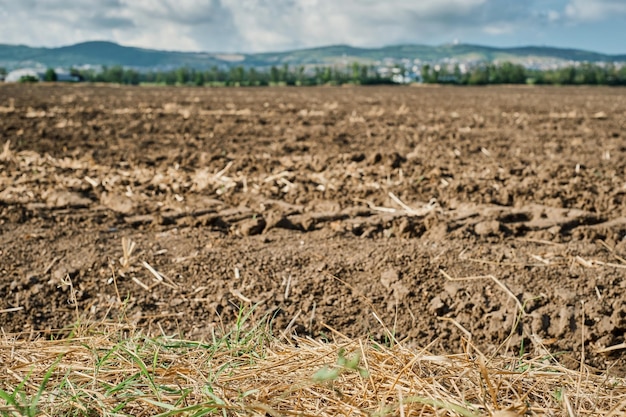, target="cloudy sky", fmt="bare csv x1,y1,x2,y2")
0,0,624,54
